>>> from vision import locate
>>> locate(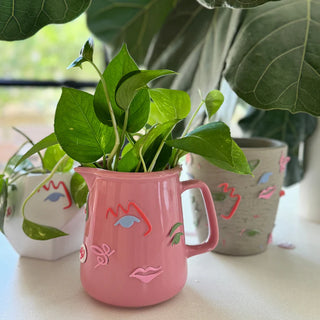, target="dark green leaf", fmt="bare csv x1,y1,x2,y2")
196,0,279,9
70,172,88,208
43,145,74,172
94,44,139,126
239,108,317,185
127,88,150,133
87,0,177,63
205,90,224,118
0,0,91,40
148,89,191,125
54,87,115,163
22,218,68,240
0,178,8,233
15,133,58,168
225,0,320,115
116,69,175,110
